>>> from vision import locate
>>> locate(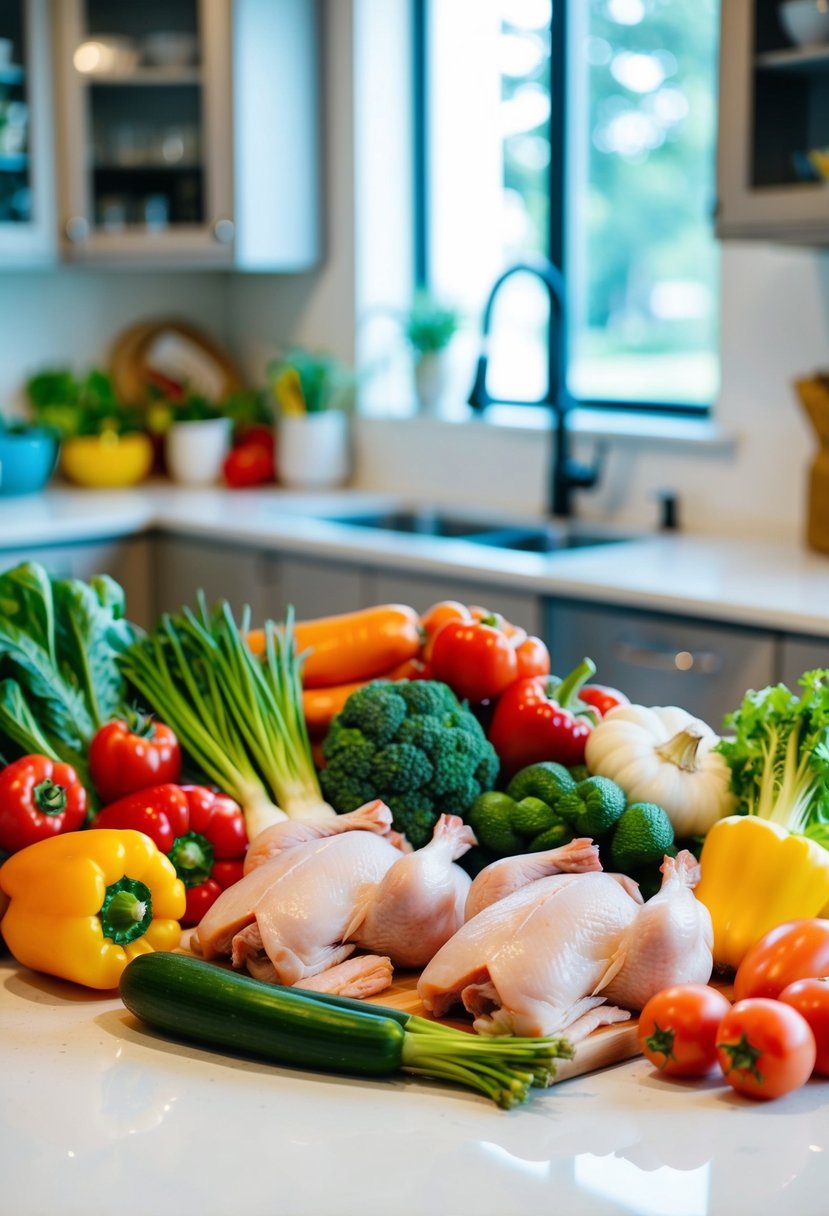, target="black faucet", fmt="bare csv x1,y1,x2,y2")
467,256,604,518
